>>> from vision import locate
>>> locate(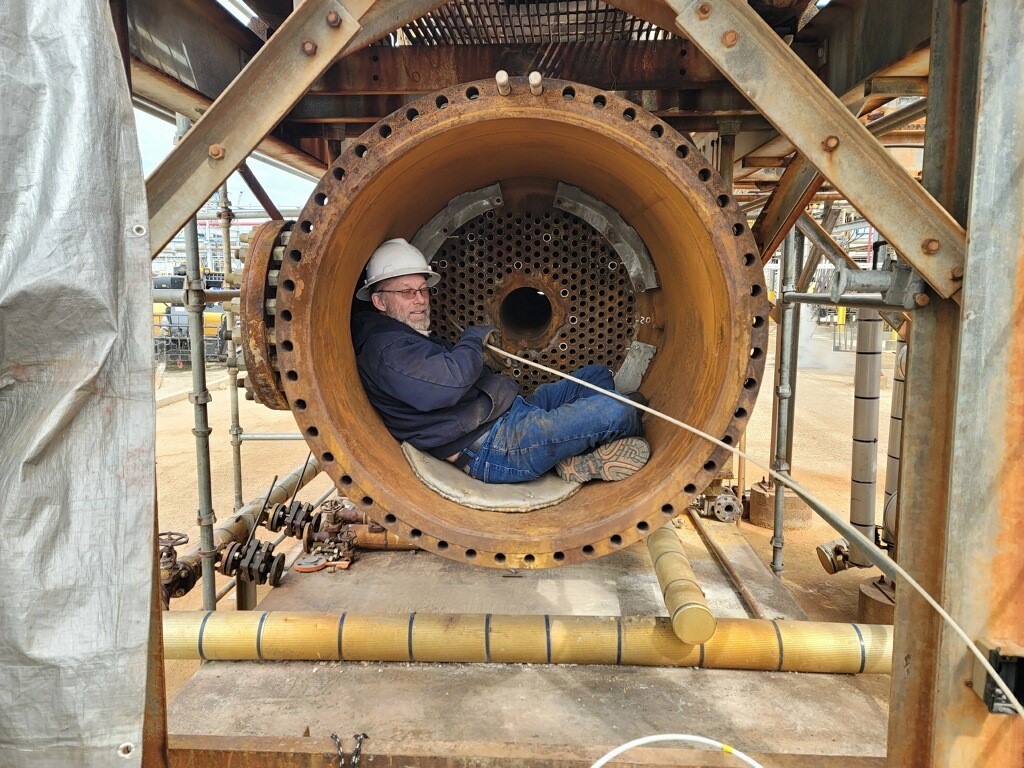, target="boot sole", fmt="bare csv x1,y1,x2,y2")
556,437,650,483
